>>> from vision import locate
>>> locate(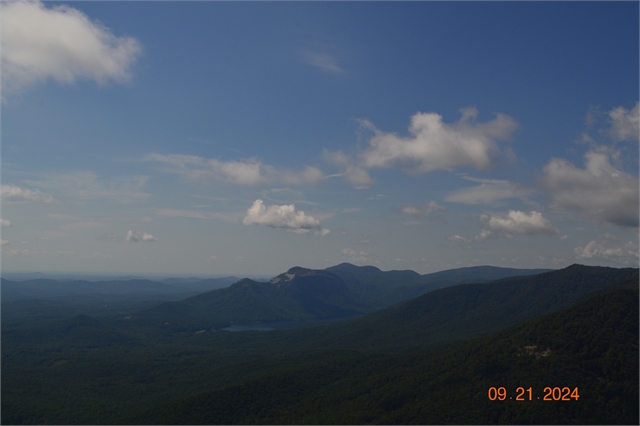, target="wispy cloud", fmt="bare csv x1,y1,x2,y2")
145,154,325,187
400,200,445,219
1,219,12,228
5,248,37,256
446,176,532,205
1,184,55,203
25,172,150,203
323,149,373,189
157,208,238,222
341,248,371,264
301,50,345,74
59,221,104,231
0,0,141,97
